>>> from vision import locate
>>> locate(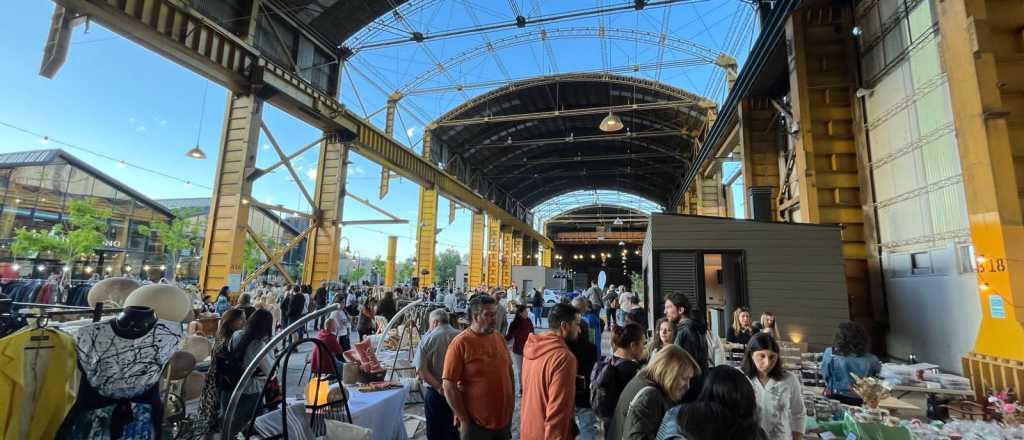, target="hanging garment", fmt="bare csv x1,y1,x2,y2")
74,319,183,398
57,319,183,439
0,327,79,440
58,373,163,440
